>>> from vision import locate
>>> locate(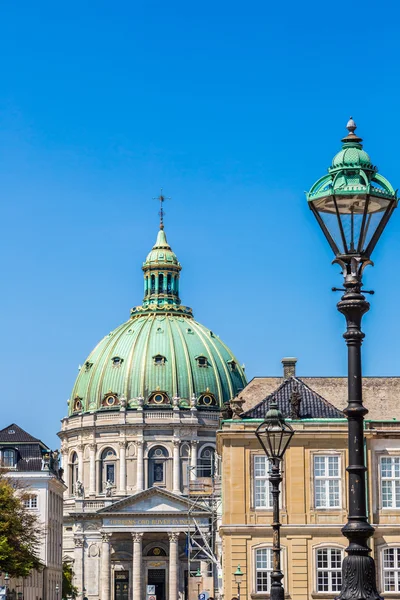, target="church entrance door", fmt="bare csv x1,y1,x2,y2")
114,572,129,600
148,568,166,600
